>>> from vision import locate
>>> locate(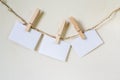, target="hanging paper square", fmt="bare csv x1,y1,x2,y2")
9,21,42,50
71,29,103,57
38,35,71,61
